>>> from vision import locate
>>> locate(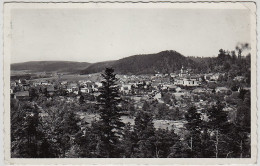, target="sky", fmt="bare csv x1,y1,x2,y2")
10,8,251,63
